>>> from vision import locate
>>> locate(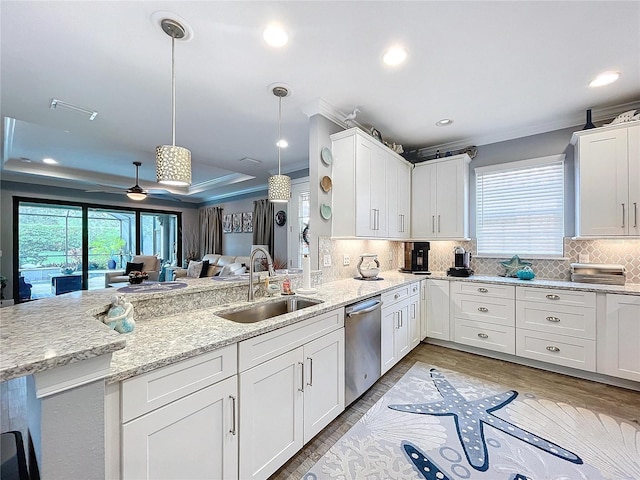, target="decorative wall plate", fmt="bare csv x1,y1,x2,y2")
321,147,333,165
320,176,332,192
320,203,332,220
275,210,287,226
